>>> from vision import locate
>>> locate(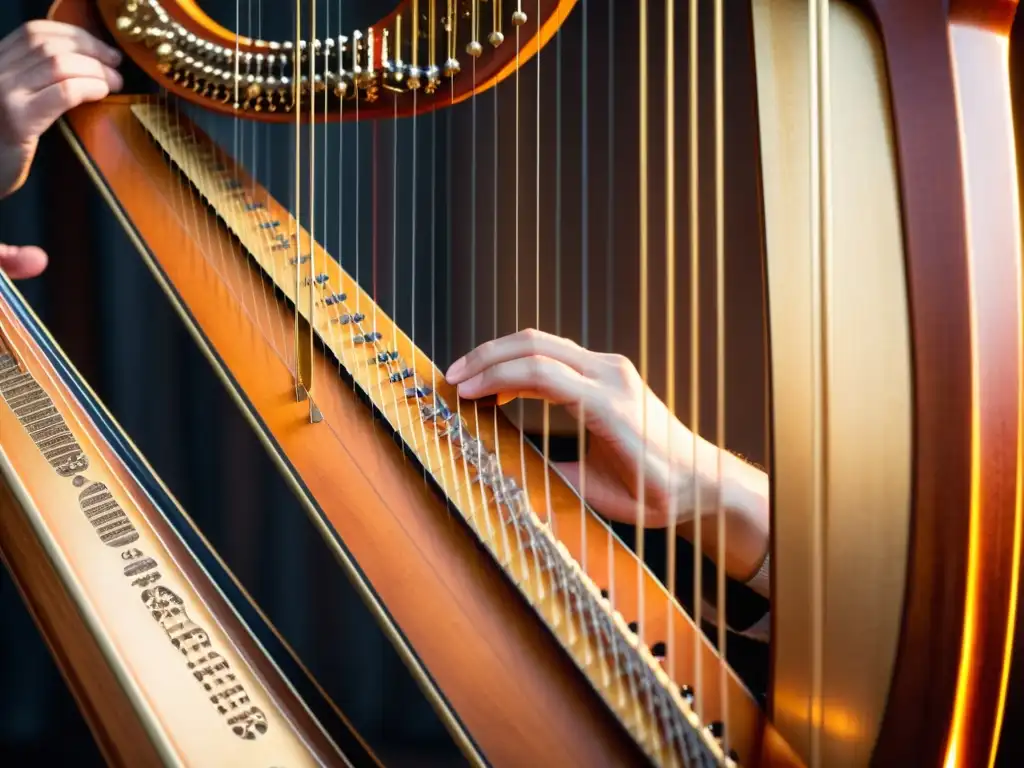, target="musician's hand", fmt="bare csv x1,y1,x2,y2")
0,21,122,198
0,243,47,279
446,328,770,580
